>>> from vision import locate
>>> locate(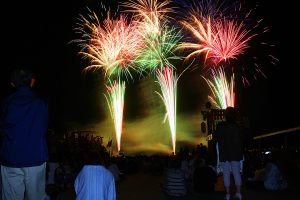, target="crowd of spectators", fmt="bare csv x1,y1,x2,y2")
44,129,300,199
